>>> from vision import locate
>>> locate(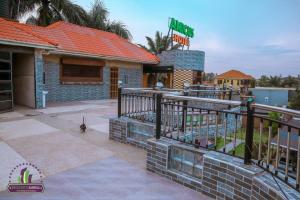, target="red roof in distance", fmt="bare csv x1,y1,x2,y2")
215,70,254,80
